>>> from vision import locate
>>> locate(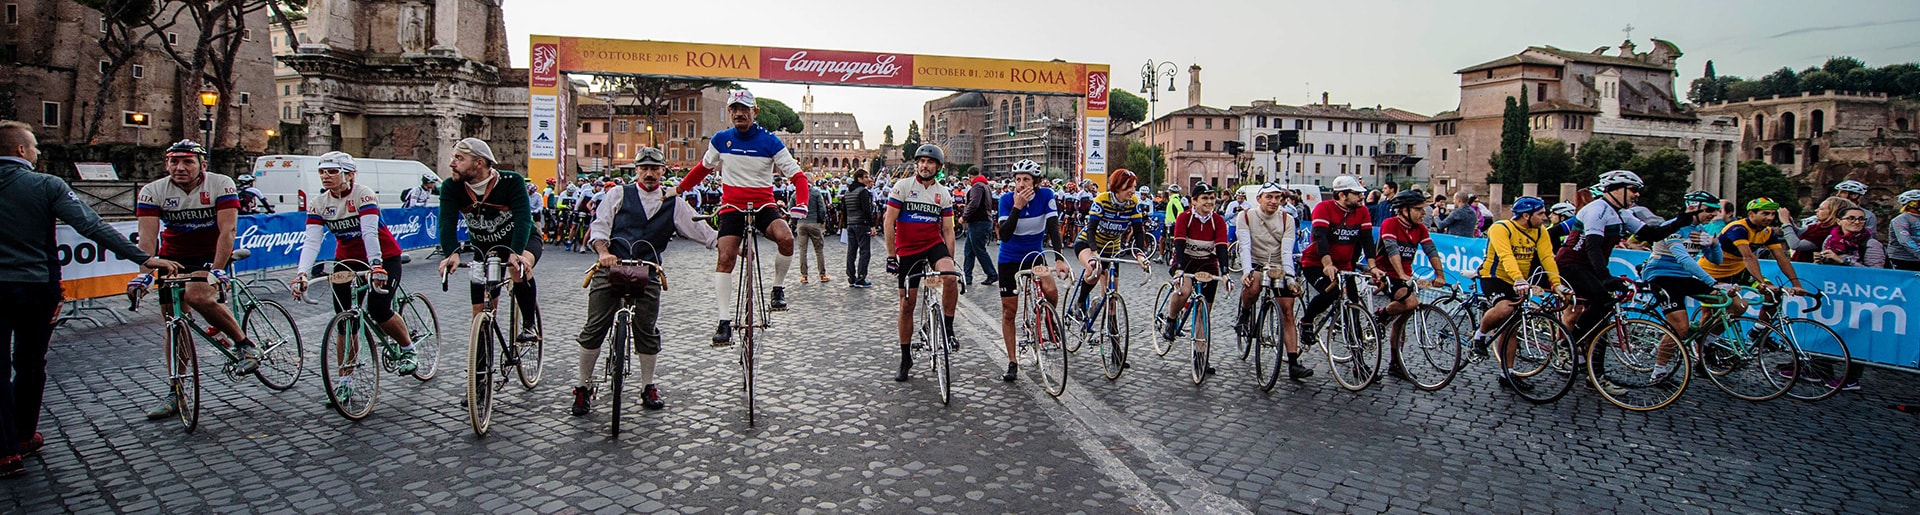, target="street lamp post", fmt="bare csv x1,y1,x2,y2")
197,85,220,147
1140,60,1179,187
130,112,147,147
